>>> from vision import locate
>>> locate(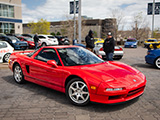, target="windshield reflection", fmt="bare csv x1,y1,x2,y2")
57,47,104,66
